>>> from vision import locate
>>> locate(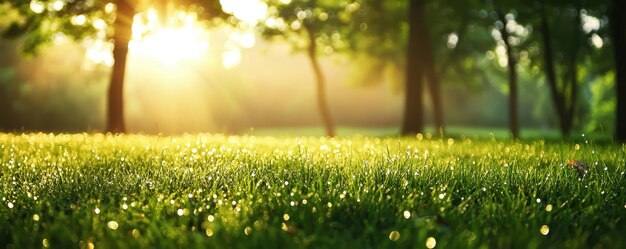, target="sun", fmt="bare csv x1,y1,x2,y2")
82,1,270,68
129,8,210,66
